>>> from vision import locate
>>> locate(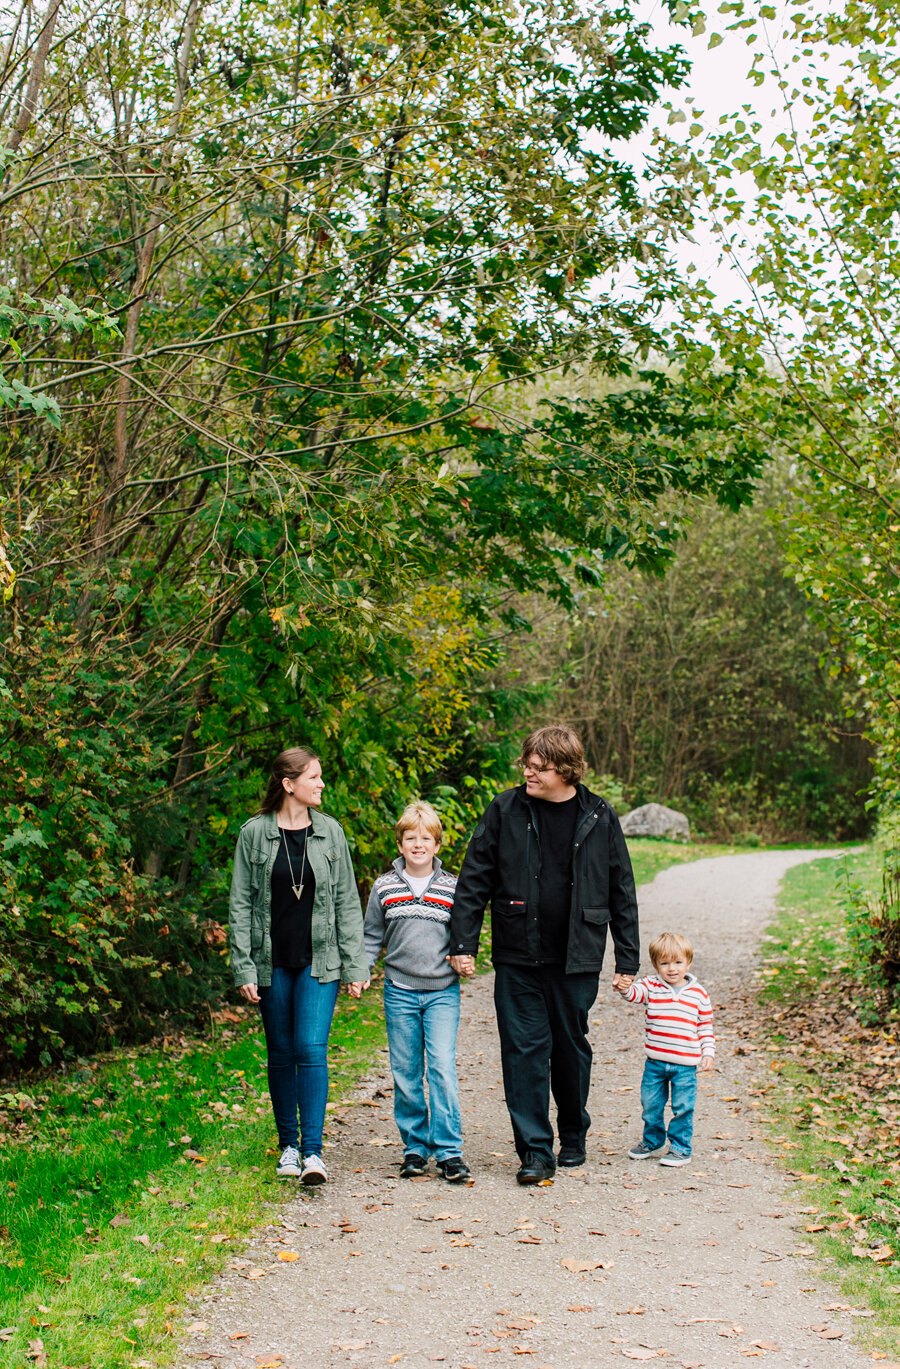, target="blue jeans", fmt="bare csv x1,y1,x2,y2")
641,1057,698,1157
258,966,339,1155
383,978,462,1161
